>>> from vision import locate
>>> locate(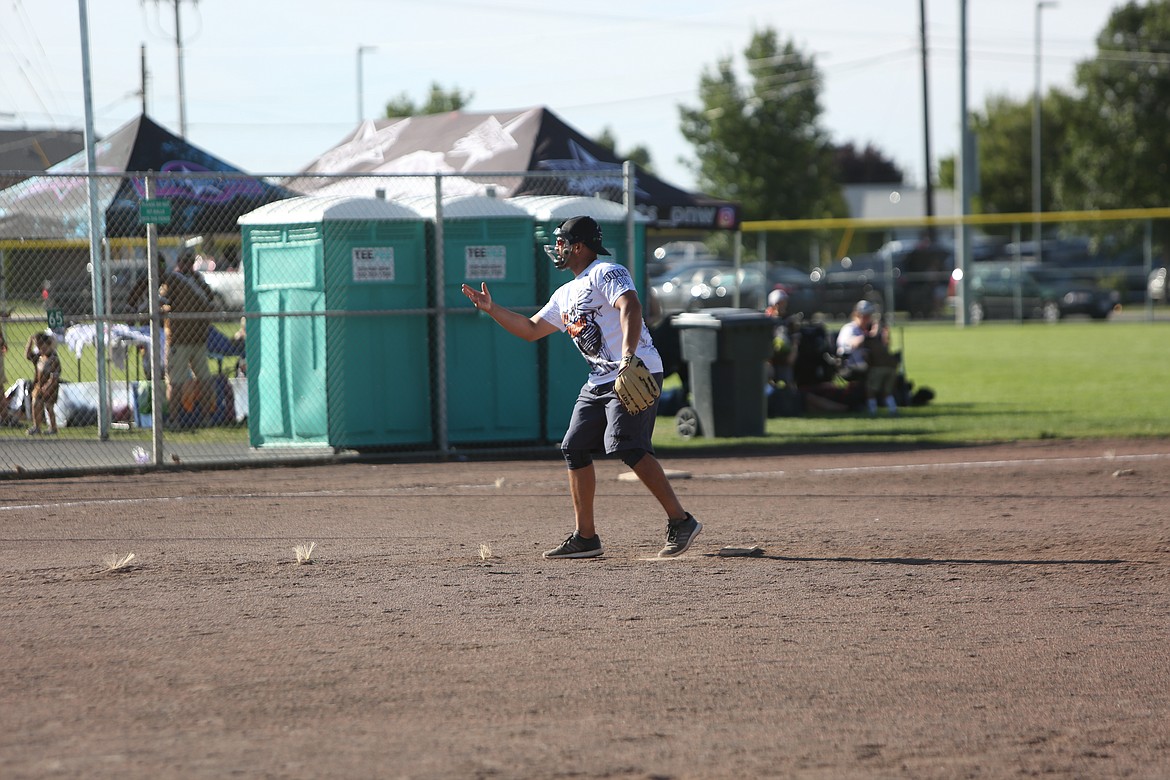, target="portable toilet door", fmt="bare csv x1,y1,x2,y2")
239,195,431,449
419,194,540,444
319,198,431,449
512,196,648,443
239,197,330,447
